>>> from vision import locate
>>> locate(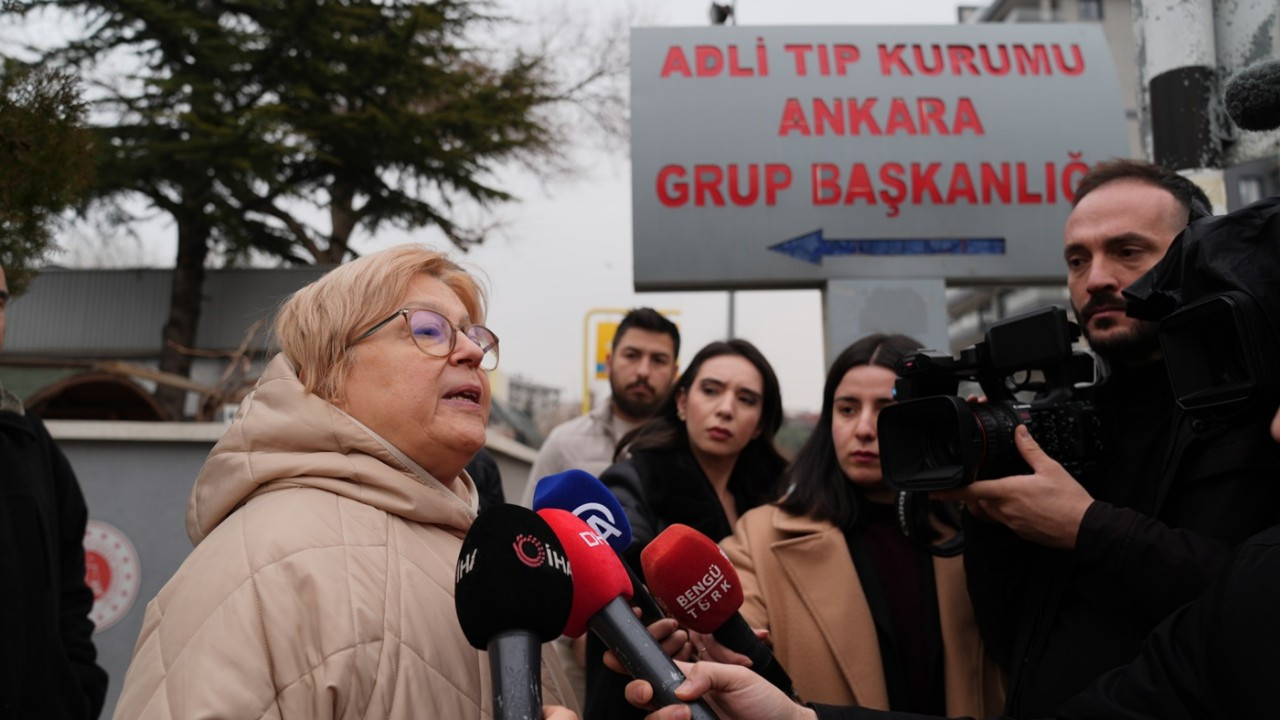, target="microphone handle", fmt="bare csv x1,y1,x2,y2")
712,613,798,700
487,629,542,720
621,556,668,624
590,596,718,720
